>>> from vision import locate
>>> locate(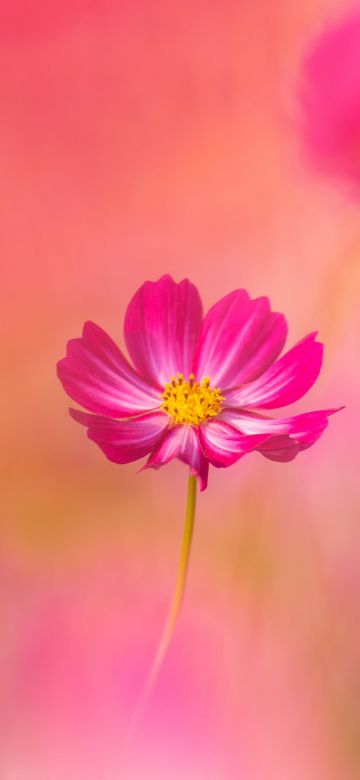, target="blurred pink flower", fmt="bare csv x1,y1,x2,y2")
299,5,360,190
57,275,339,490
